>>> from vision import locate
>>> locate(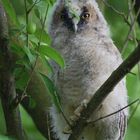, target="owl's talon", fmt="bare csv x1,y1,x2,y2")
63,126,72,134
73,110,81,117
63,99,90,135
73,99,89,117
81,99,88,108
70,115,79,122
